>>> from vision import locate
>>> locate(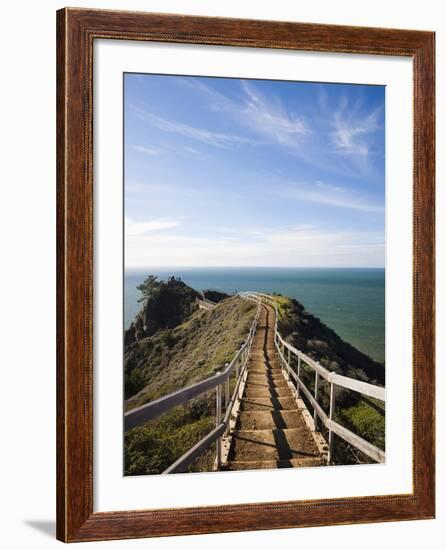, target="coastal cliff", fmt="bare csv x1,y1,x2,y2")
124,277,384,475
